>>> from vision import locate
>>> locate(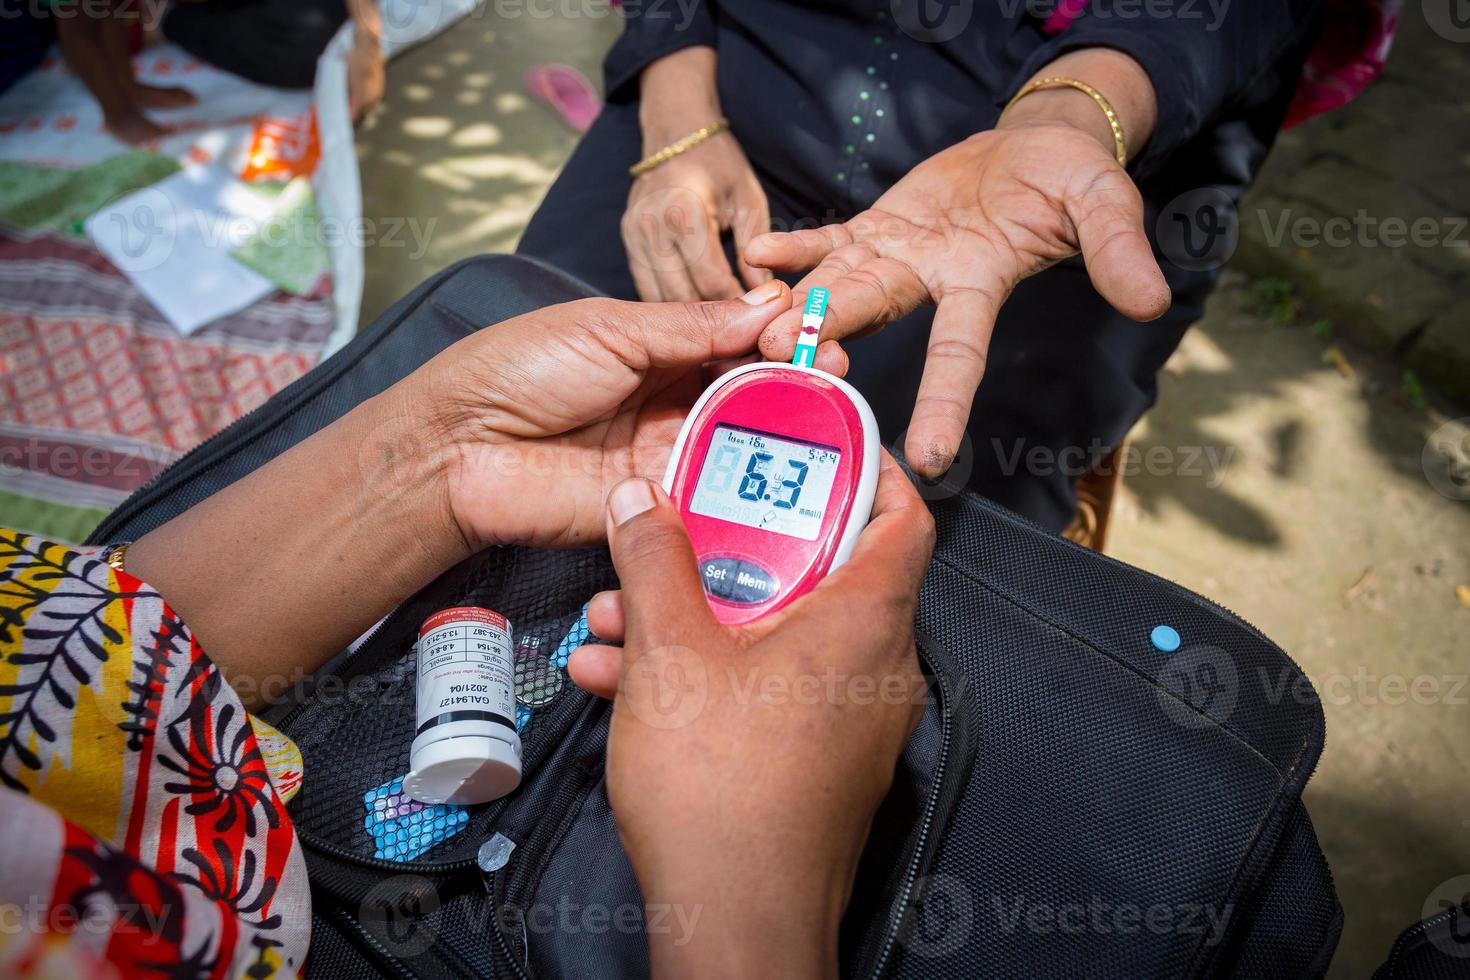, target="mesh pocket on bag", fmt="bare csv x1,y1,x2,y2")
281,545,617,867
